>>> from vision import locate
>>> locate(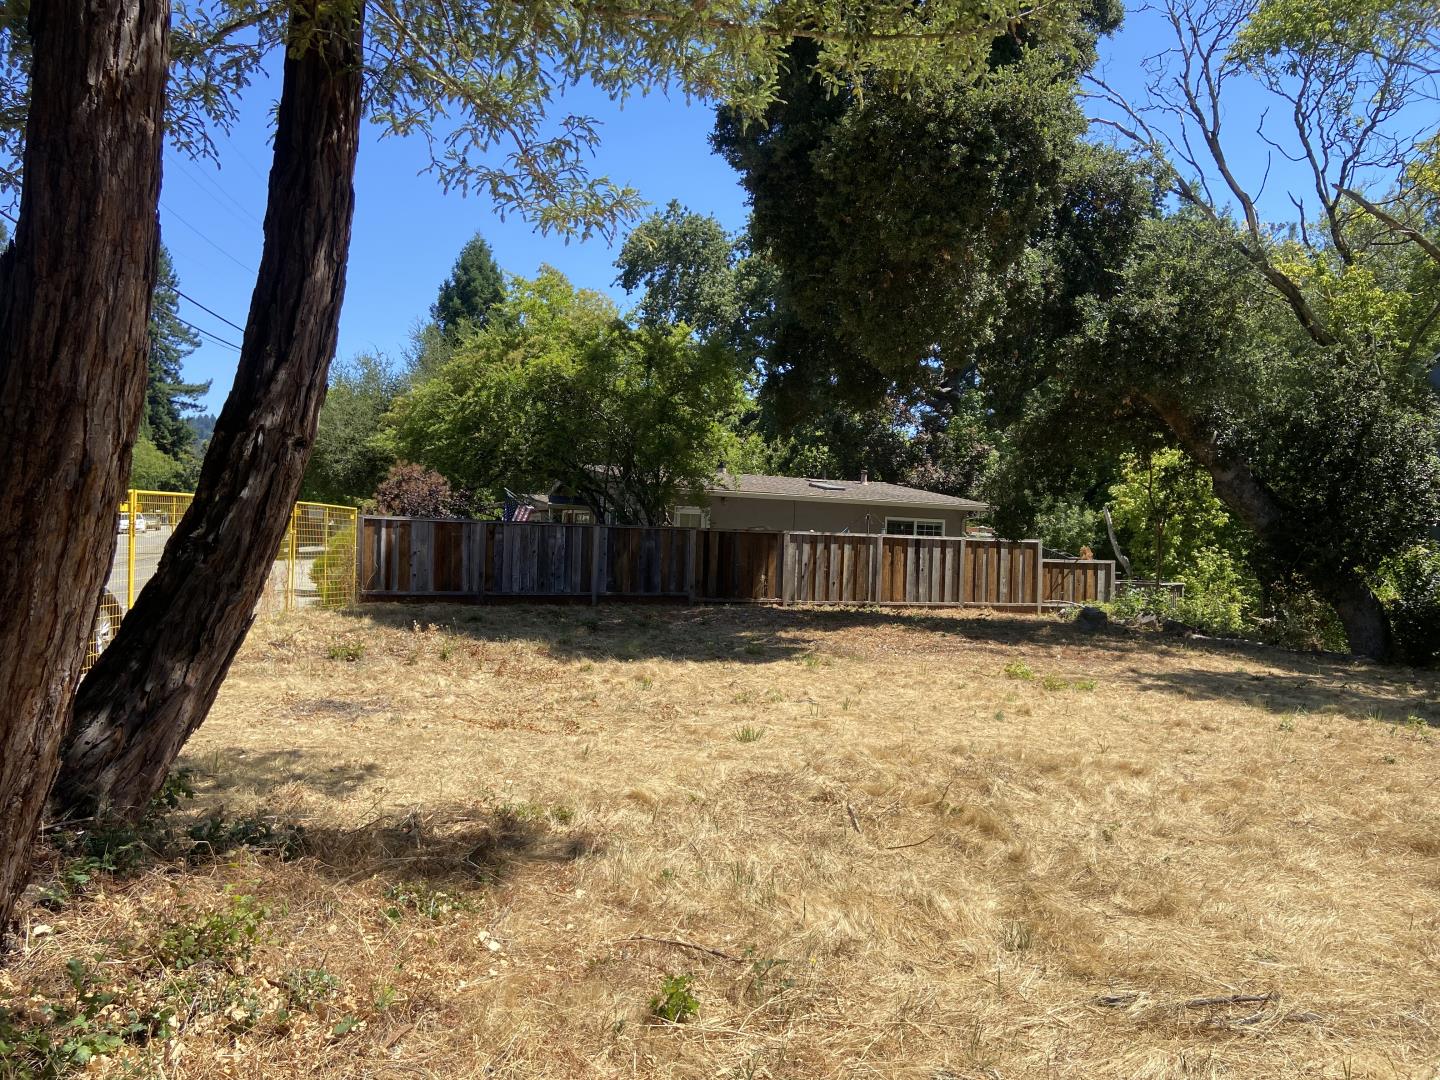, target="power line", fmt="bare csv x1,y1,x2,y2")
177,288,248,335
176,314,243,353
175,158,264,228
160,200,257,273
1,205,245,351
